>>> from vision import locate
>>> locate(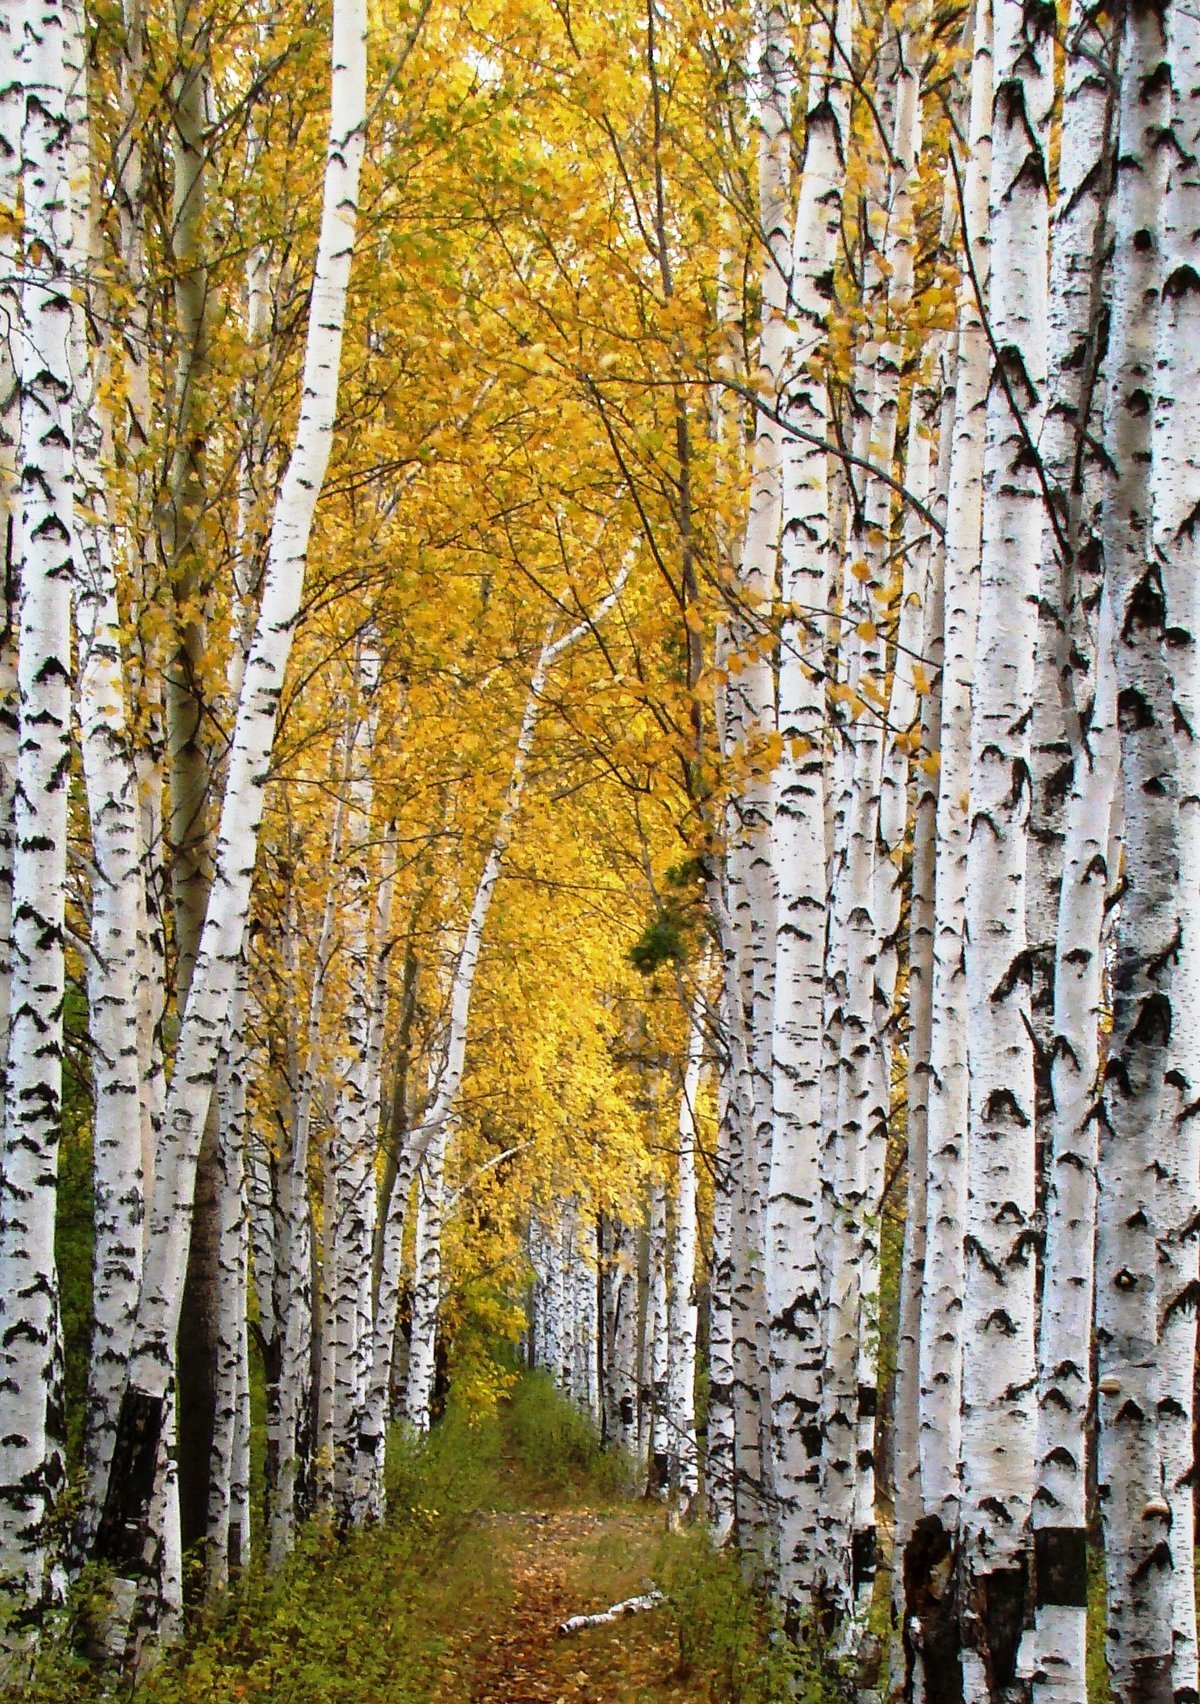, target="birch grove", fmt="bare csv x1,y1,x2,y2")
1,0,1199,1692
